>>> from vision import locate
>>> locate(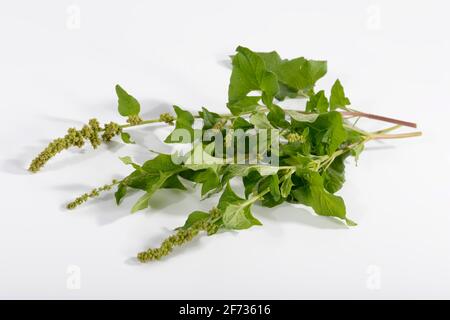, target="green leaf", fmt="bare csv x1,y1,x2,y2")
228,46,279,108
306,90,329,113
115,84,140,117
256,51,327,100
351,143,364,164
330,79,351,110
164,105,195,143
183,168,220,196
227,96,260,116
218,183,262,230
129,154,184,213
115,183,127,205
179,211,210,230
130,171,175,213
308,172,347,220
249,112,273,129
183,143,225,171
221,164,279,188
291,111,347,155
242,169,262,198
286,110,319,123
323,154,346,193
277,59,327,95
162,174,186,190
291,172,348,221
142,153,183,173
269,174,281,201
267,104,289,128
232,117,254,131
198,107,221,130
222,203,262,230
280,172,294,198
120,132,135,144
119,156,141,170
